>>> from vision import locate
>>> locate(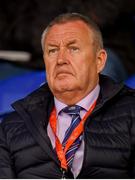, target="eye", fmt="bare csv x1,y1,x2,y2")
69,46,79,53
48,48,58,55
